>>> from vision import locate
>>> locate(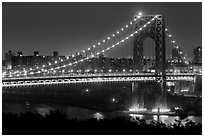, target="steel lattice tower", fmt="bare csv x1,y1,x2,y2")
133,14,167,108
